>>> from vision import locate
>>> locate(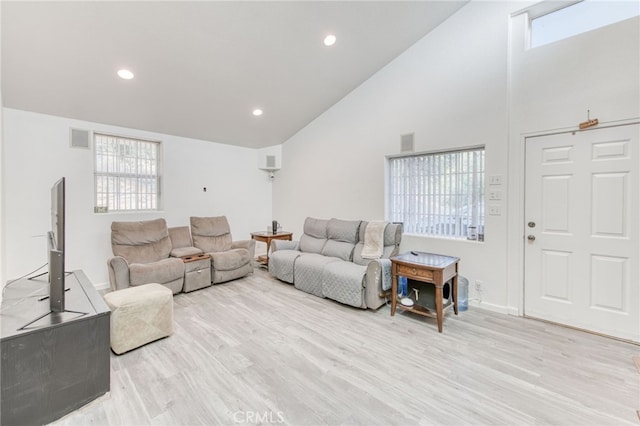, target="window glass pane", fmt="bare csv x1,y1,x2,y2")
94,133,161,212
531,0,639,48
388,148,485,240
